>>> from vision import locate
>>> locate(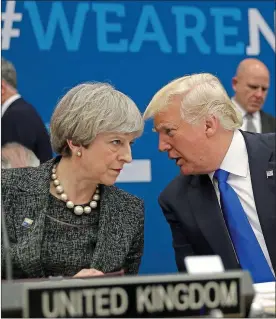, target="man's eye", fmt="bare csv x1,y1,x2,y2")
248,85,258,90
112,140,121,145
165,128,173,136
